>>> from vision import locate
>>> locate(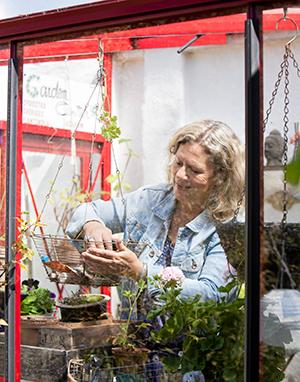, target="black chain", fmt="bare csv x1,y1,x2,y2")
281,45,290,228
232,188,245,223
288,49,300,78
263,59,285,133
262,42,300,288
